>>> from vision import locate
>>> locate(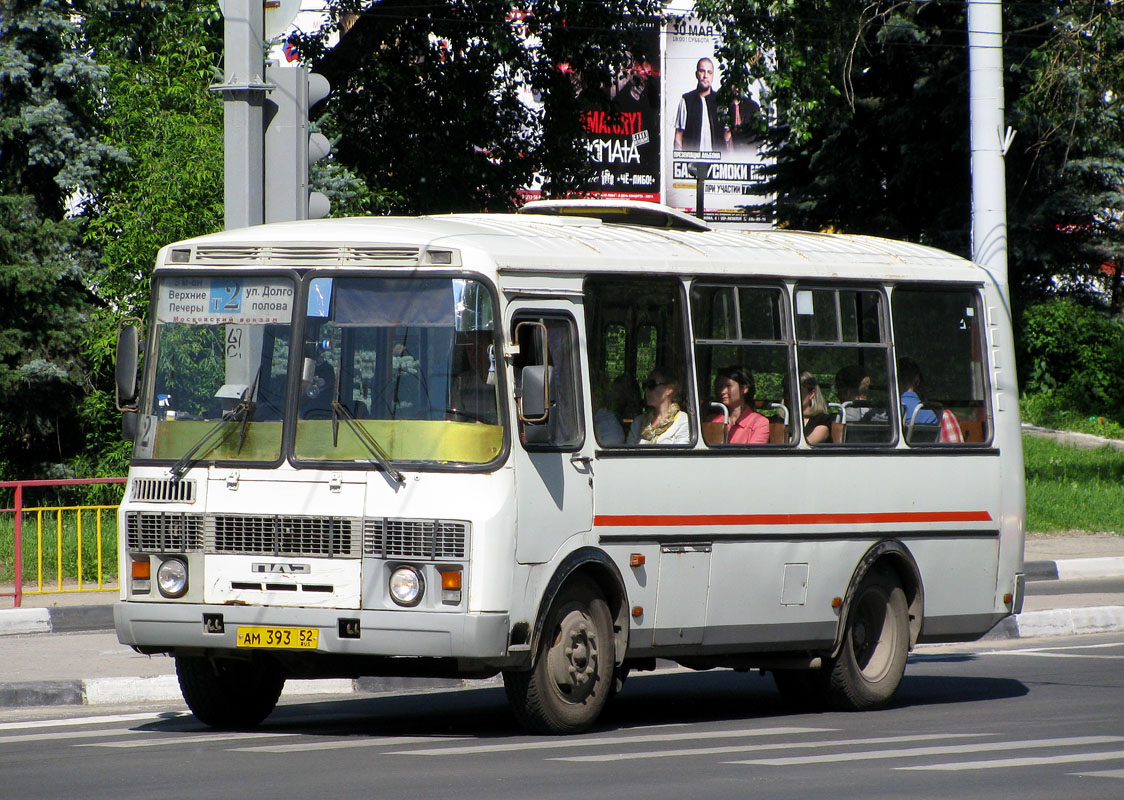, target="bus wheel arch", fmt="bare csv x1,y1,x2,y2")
835,539,924,655
824,540,922,710
503,549,628,733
